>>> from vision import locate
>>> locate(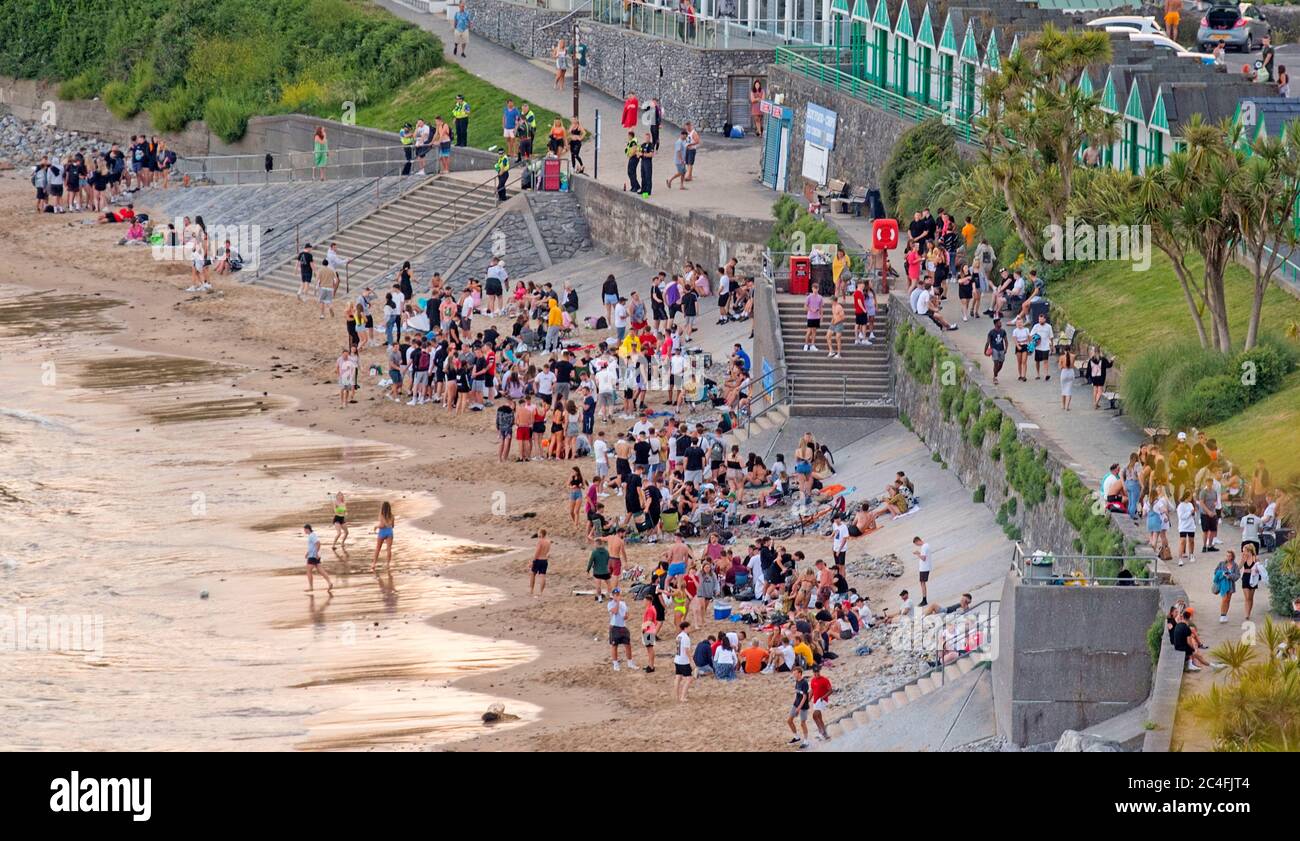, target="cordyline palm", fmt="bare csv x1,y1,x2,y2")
977,25,1118,263
1226,128,1300,350
1071,164,1215,347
